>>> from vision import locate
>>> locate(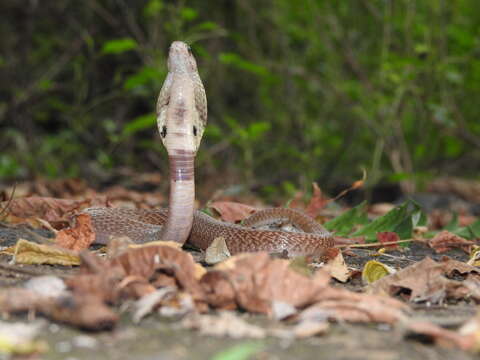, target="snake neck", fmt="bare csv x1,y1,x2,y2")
160,151,195,244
